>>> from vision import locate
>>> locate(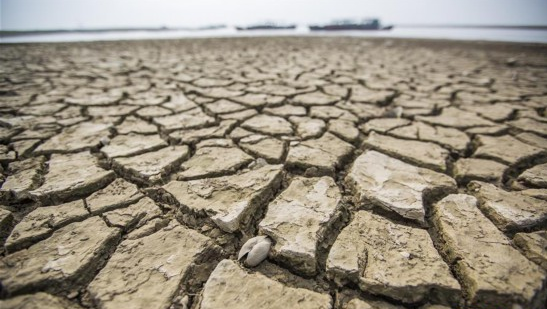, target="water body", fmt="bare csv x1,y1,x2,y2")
2,26,547,44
